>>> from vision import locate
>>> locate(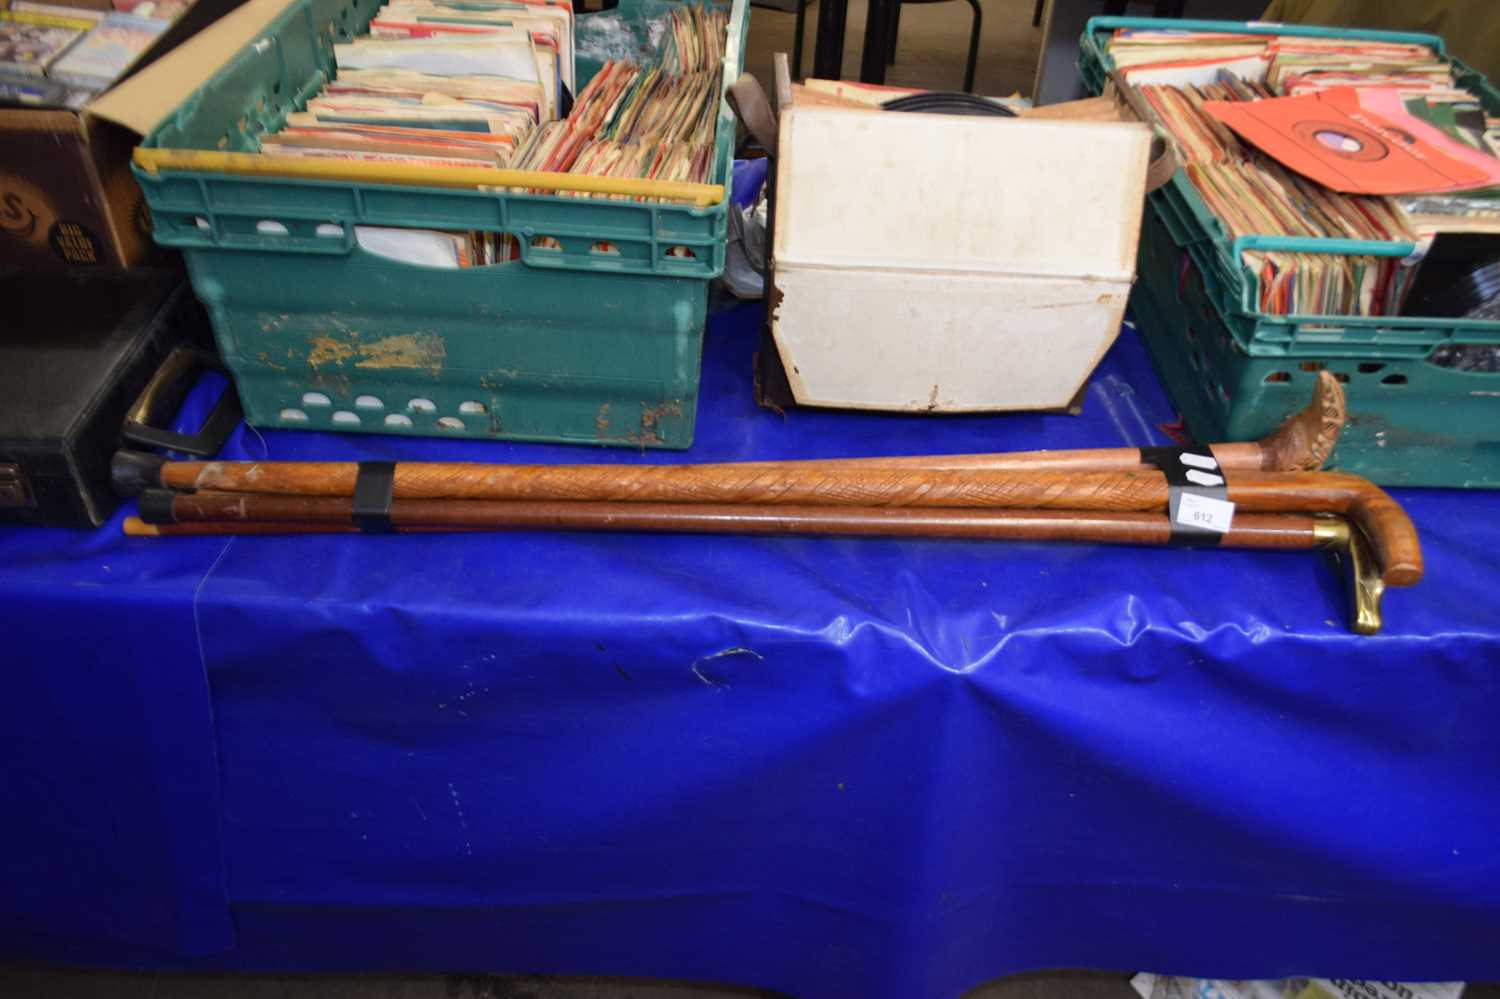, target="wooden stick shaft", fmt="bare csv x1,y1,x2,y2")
127,519,341,537
798,444,1265,473
169,463,1165,505
157,458,1294,504
139,496,1325,549
123,519,474,536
